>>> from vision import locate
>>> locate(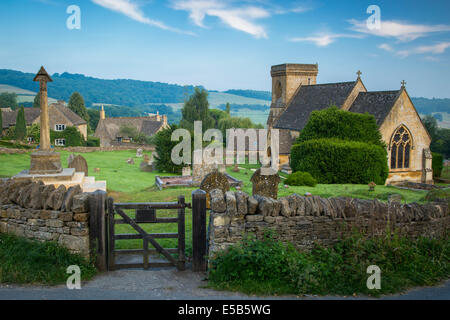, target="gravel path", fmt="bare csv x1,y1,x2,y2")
0,268,449,300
